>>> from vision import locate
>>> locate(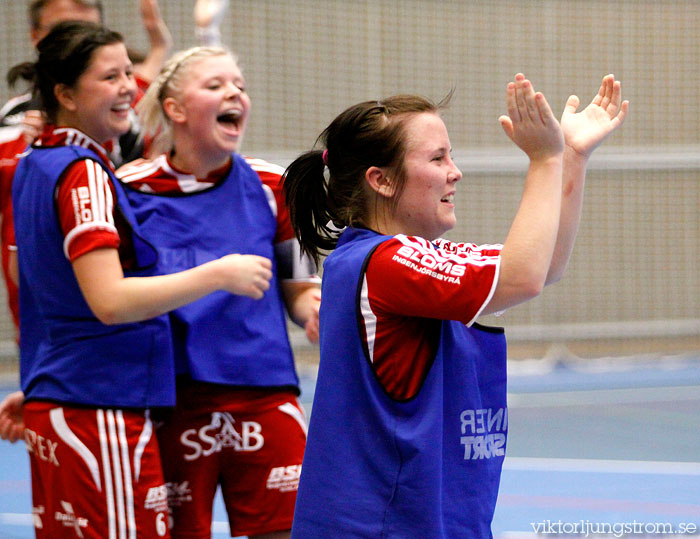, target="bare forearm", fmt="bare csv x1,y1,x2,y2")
546,146,588,284
135,0,173,81
549,74,629,283
73,249,272,325
484,156,563,314
75,257,225,325
282,282,320,327
282,282,321,343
